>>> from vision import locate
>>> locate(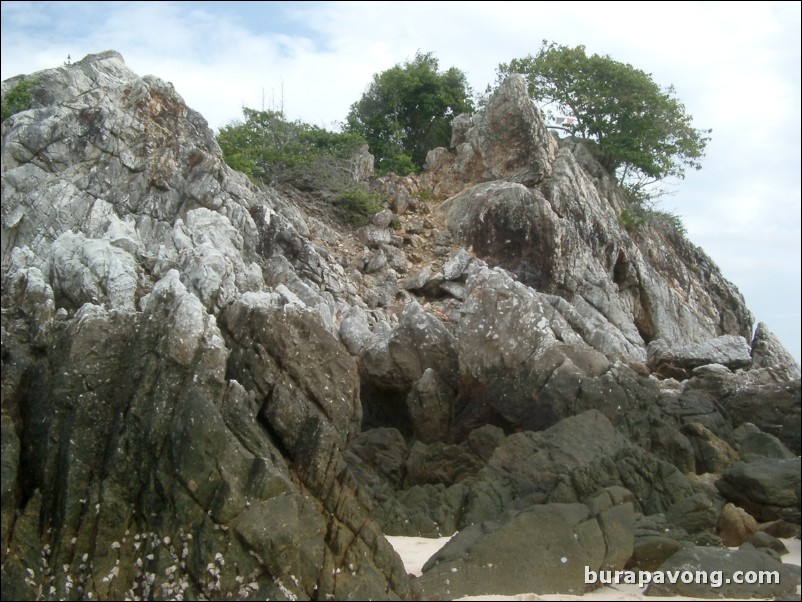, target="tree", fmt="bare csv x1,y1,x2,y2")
347,51,474,174
497,42,711,200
